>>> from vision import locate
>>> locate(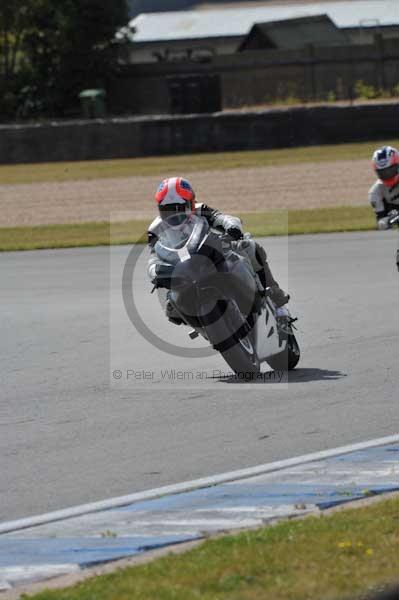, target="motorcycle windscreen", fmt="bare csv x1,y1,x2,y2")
155,215,209,265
